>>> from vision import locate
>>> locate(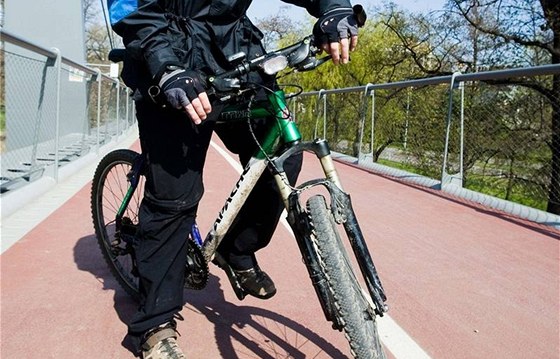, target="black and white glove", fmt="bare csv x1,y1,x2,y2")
158,68,207,110
313,5,366,45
